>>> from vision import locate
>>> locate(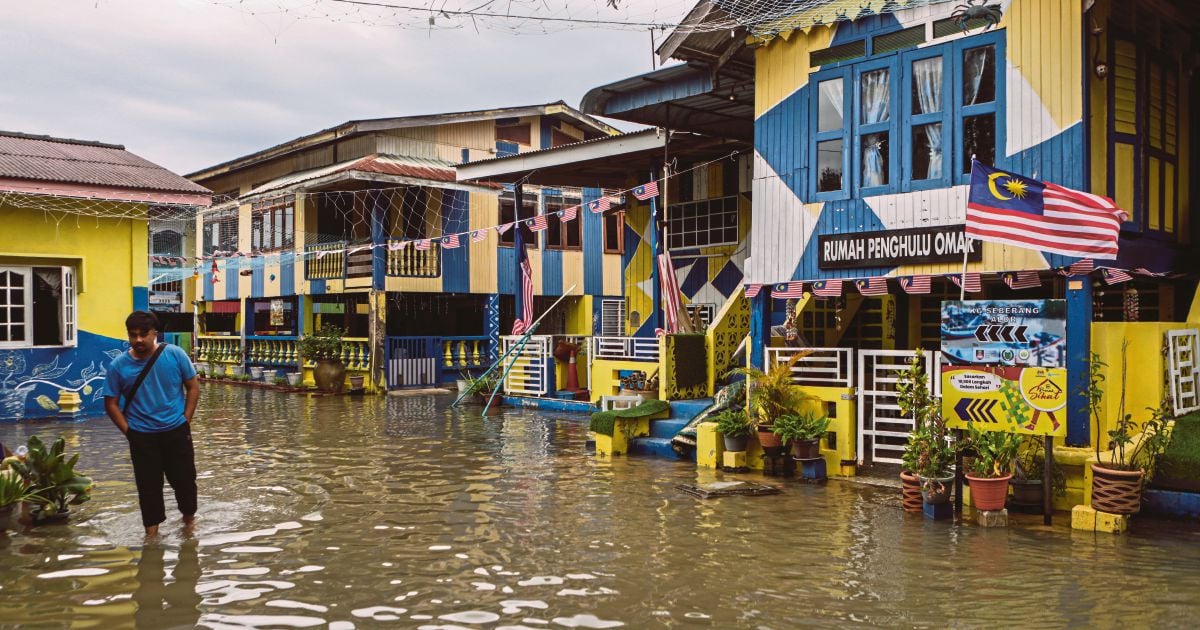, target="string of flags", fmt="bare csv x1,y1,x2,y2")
744,259,1177,299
